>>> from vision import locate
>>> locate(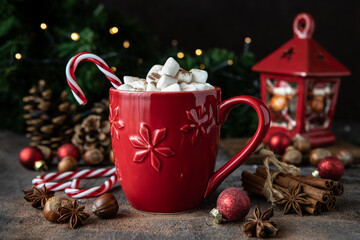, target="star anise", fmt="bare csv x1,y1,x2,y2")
58,199,90,229
242,206,278,238
275,183,310,216
23,185,55,209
